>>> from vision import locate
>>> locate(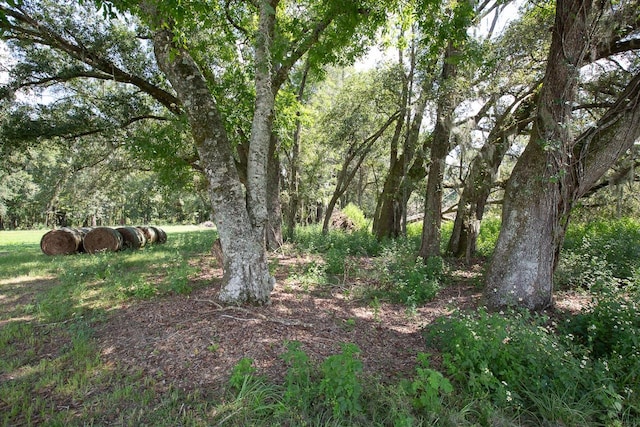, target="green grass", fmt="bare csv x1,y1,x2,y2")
0,226,219,426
